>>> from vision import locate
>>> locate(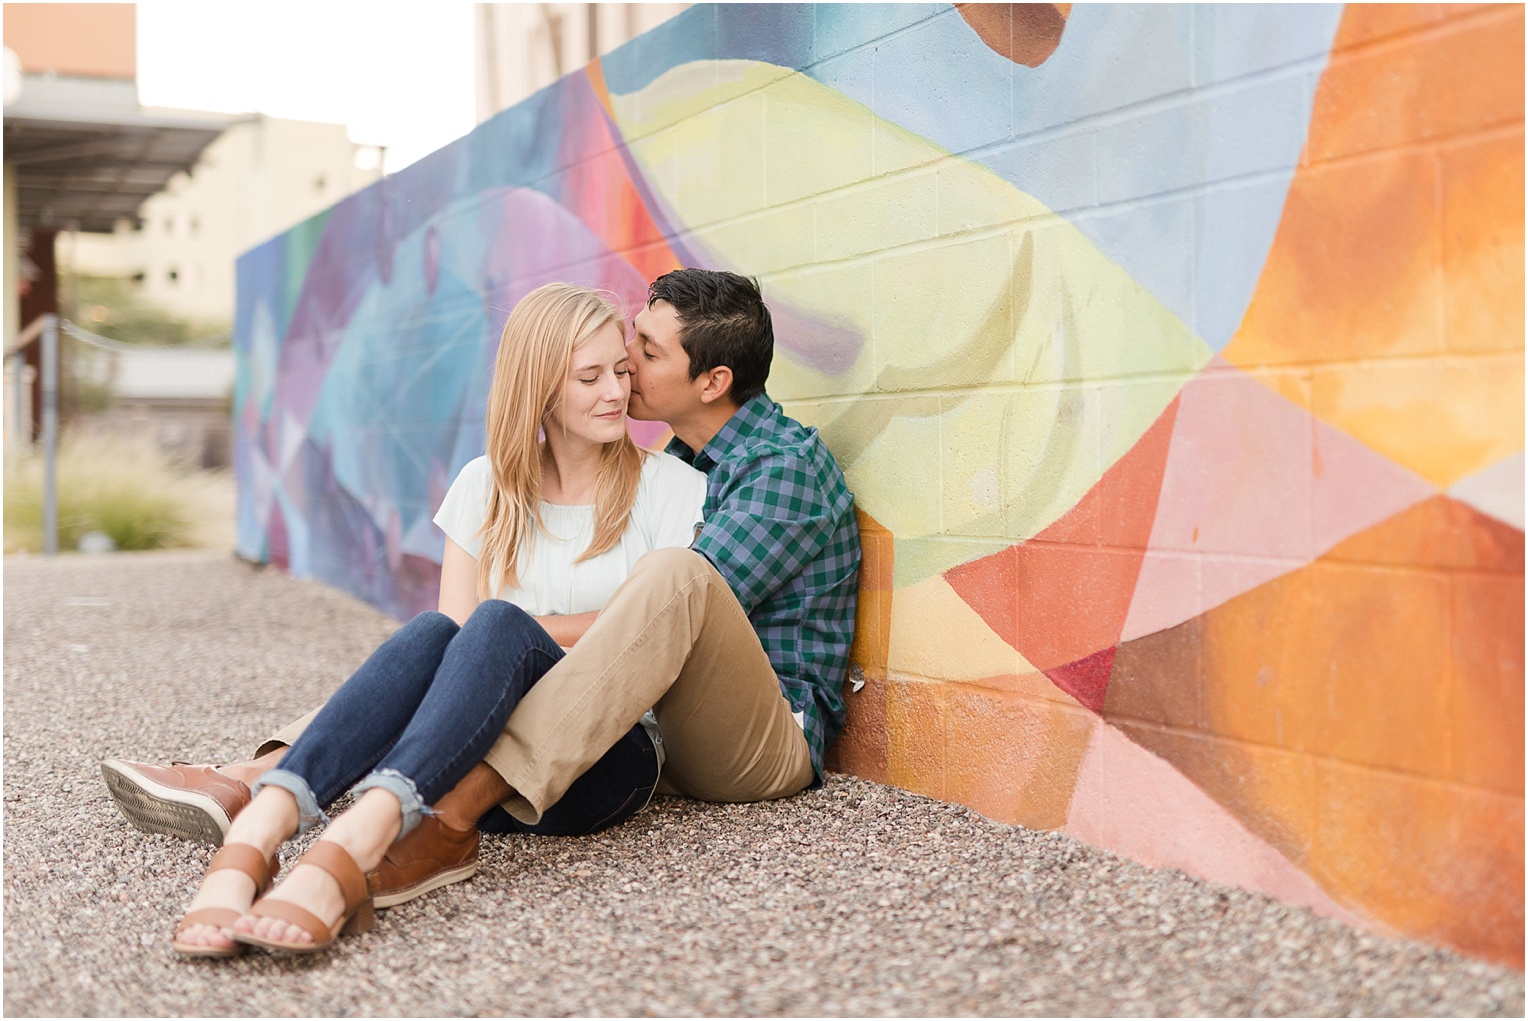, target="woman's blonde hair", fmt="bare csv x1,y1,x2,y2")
475,282,644,601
